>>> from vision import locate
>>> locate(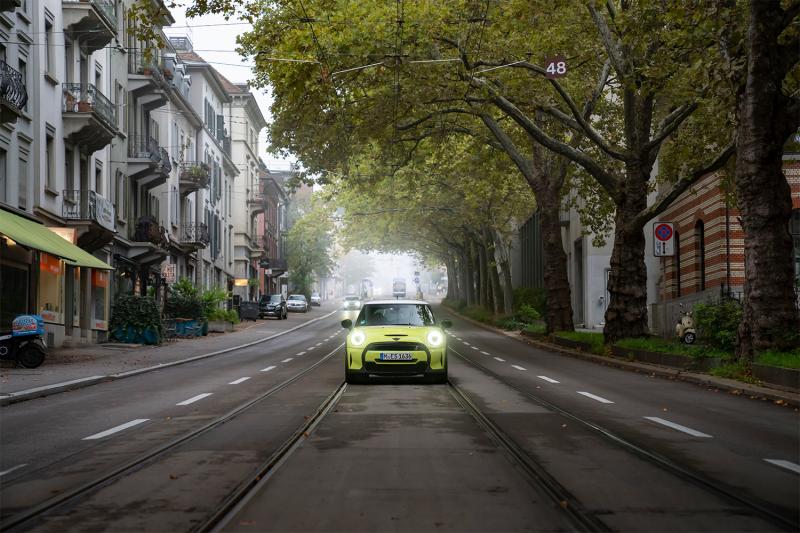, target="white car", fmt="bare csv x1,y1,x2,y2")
310,292,322,306
343,295,362,310
286,294,309,313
